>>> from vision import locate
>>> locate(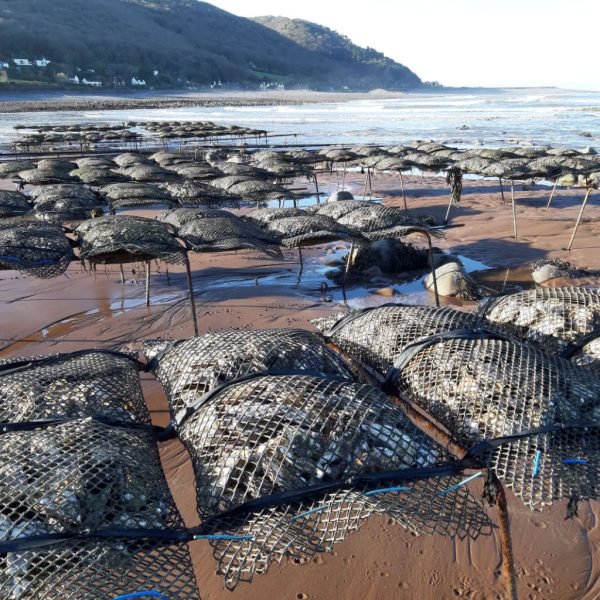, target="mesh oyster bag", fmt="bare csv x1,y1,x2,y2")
174,372,491,588
0,219,73,278
314,304,506,378
315,304,600,509
0,350,149,425
142,328,354,417
388,333,600,510
76,215,186,264
480,286,600,353
0,418,199,599
264,215,357,248
176,216,282,257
